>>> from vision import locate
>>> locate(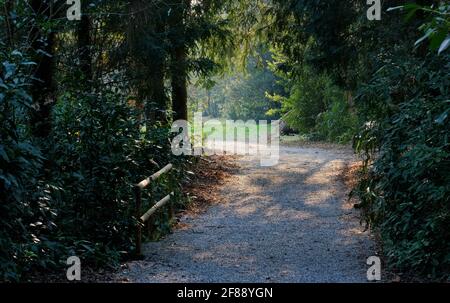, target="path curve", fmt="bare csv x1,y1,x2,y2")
116,146,375,283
